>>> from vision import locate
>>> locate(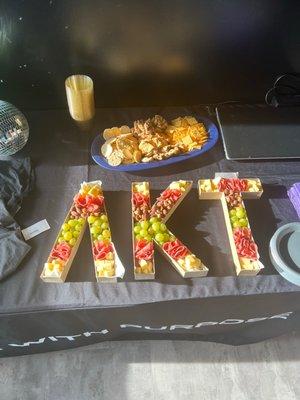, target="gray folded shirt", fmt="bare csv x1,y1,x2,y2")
0,157,33,281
